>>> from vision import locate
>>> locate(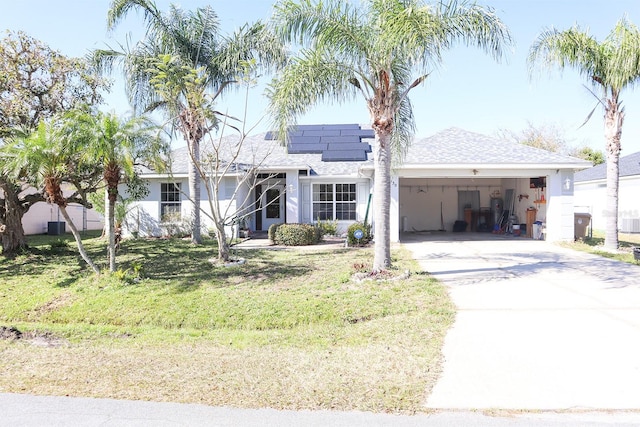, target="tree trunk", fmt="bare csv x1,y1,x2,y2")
188,138,202,245
603,99,623,251
58,205,100,274
107,192,116,272
372,129,392,272
216,222,230,262
0,179,28,254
